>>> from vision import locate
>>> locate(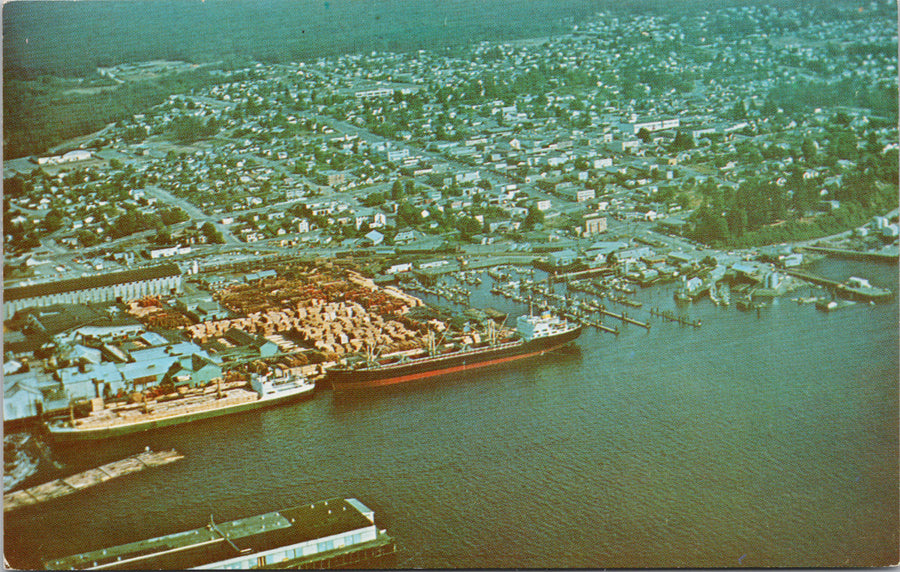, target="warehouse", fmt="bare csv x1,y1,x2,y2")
4,264,182,316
